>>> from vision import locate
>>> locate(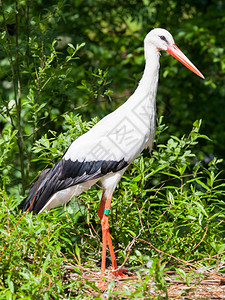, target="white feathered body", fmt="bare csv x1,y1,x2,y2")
20,31,163,214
